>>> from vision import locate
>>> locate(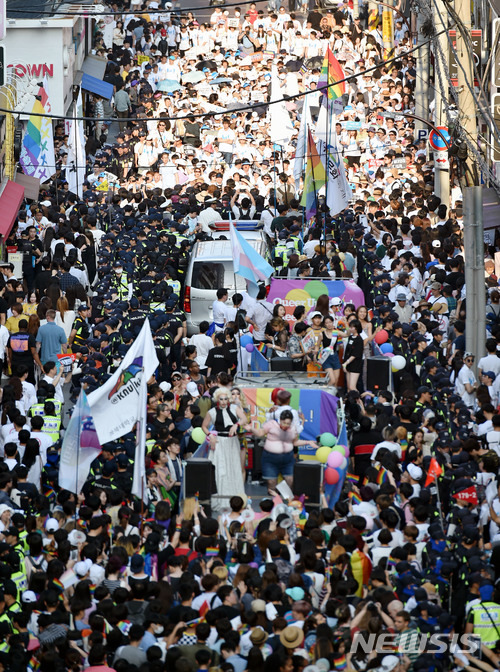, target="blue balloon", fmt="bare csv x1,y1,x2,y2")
380,342,394,354
240,333,253,347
